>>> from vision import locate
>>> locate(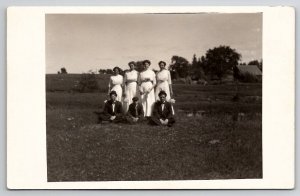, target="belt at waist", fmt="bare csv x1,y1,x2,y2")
126,81,137,84
141,80,153,83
